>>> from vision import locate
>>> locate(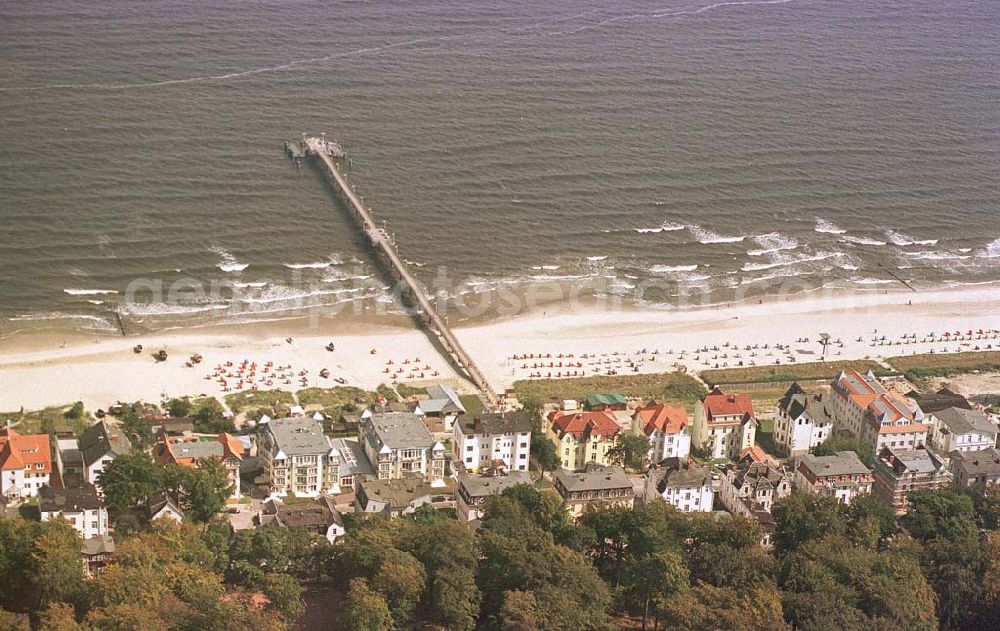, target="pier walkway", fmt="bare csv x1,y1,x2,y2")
297,135,499,409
